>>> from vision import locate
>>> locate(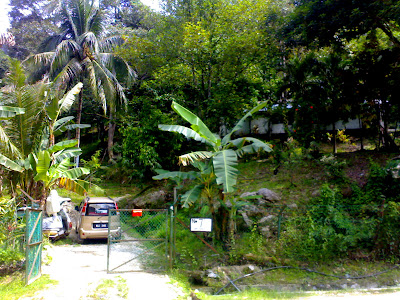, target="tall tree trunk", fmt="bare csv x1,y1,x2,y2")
75,88,83,167
359,118,364,151
108,110,116,161
332,122,337,154
381,101,399,151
